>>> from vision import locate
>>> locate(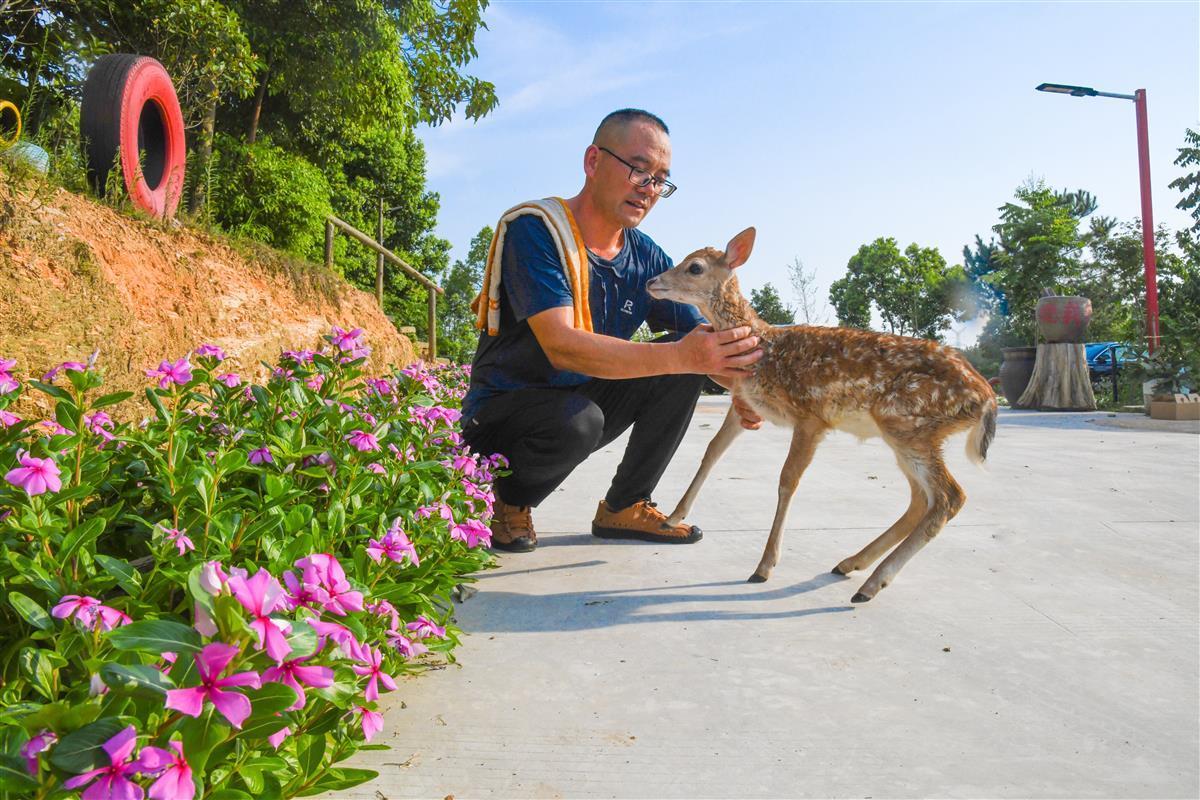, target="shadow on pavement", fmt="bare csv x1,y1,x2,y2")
461,570,855,632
